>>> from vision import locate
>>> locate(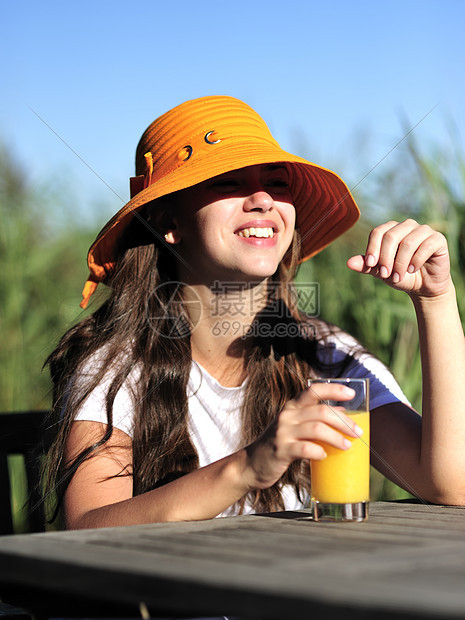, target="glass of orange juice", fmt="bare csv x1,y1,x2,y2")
309,378,370,522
